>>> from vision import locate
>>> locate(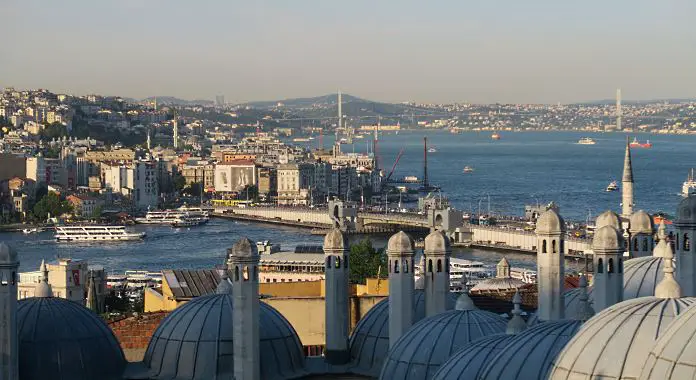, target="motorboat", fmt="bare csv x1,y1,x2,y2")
577,137,596,145
606,181,618,192
491,132,501,140
463,166,474,173
428,147,437,153
683,169,696,197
